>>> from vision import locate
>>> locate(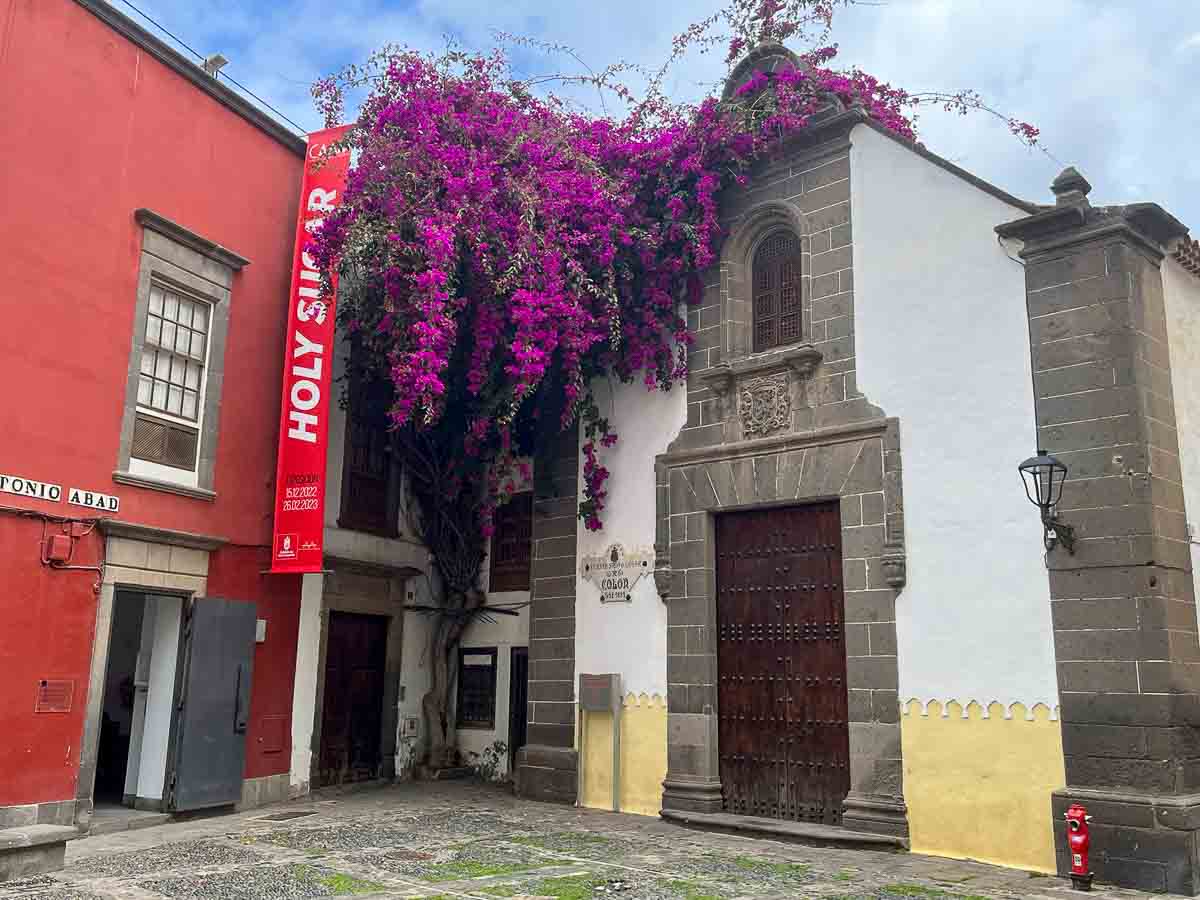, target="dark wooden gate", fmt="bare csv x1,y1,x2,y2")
715,502,849,824
318,612,388,786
